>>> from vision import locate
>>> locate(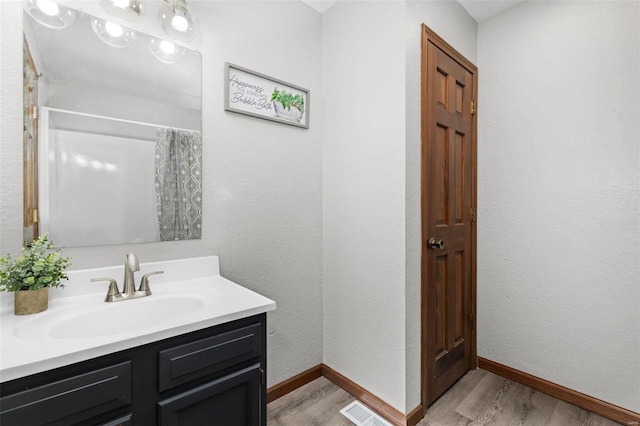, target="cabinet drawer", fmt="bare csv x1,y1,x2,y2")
0,361,131,426
159,323,262,391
